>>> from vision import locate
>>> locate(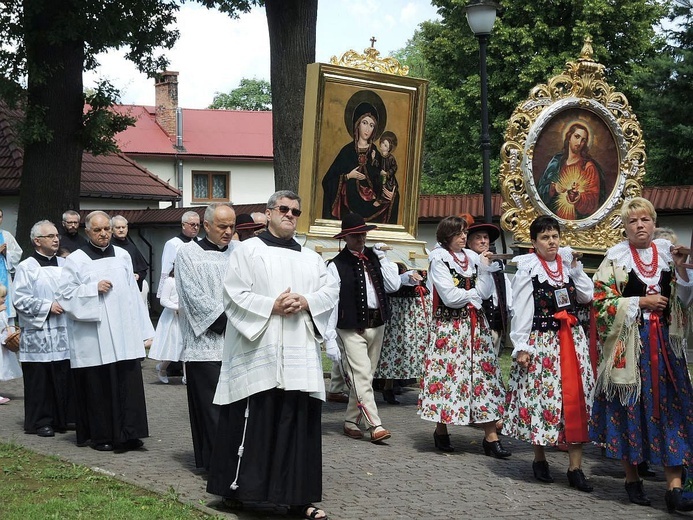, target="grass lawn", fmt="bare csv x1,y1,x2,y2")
0,442,216,520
